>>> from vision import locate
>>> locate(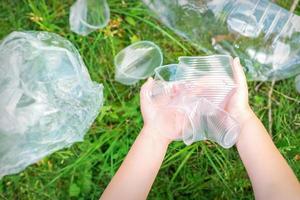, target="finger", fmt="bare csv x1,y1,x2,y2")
233,57,248,89
141,77,153,90
141,77,154,100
